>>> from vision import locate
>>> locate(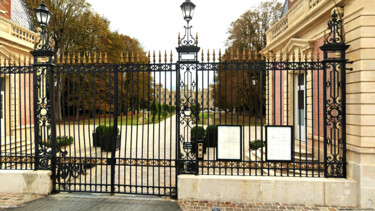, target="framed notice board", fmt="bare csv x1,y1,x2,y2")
217,125,242,161
266,126,294,162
